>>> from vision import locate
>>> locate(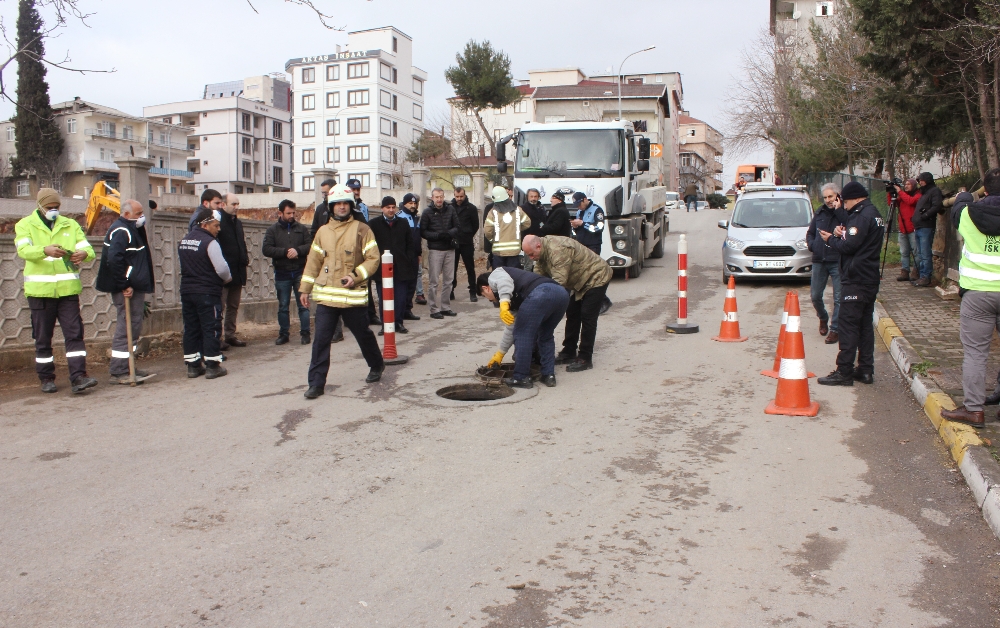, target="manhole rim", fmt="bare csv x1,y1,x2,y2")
397,376,539,407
